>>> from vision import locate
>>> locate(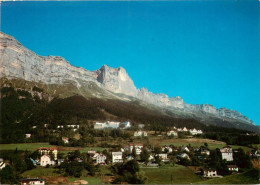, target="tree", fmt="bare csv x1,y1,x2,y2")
154,146,162,154
131,147,137,159
140,148,150,164
234,148,252,169
0,165,17,184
